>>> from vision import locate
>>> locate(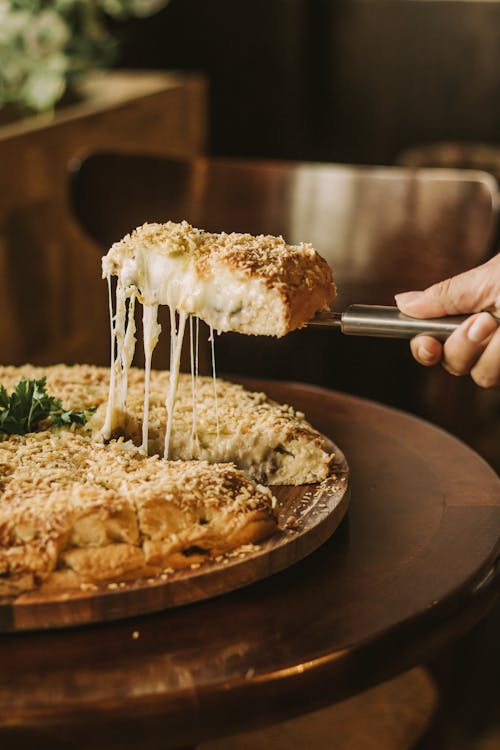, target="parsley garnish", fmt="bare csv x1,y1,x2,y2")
0,377,94,436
